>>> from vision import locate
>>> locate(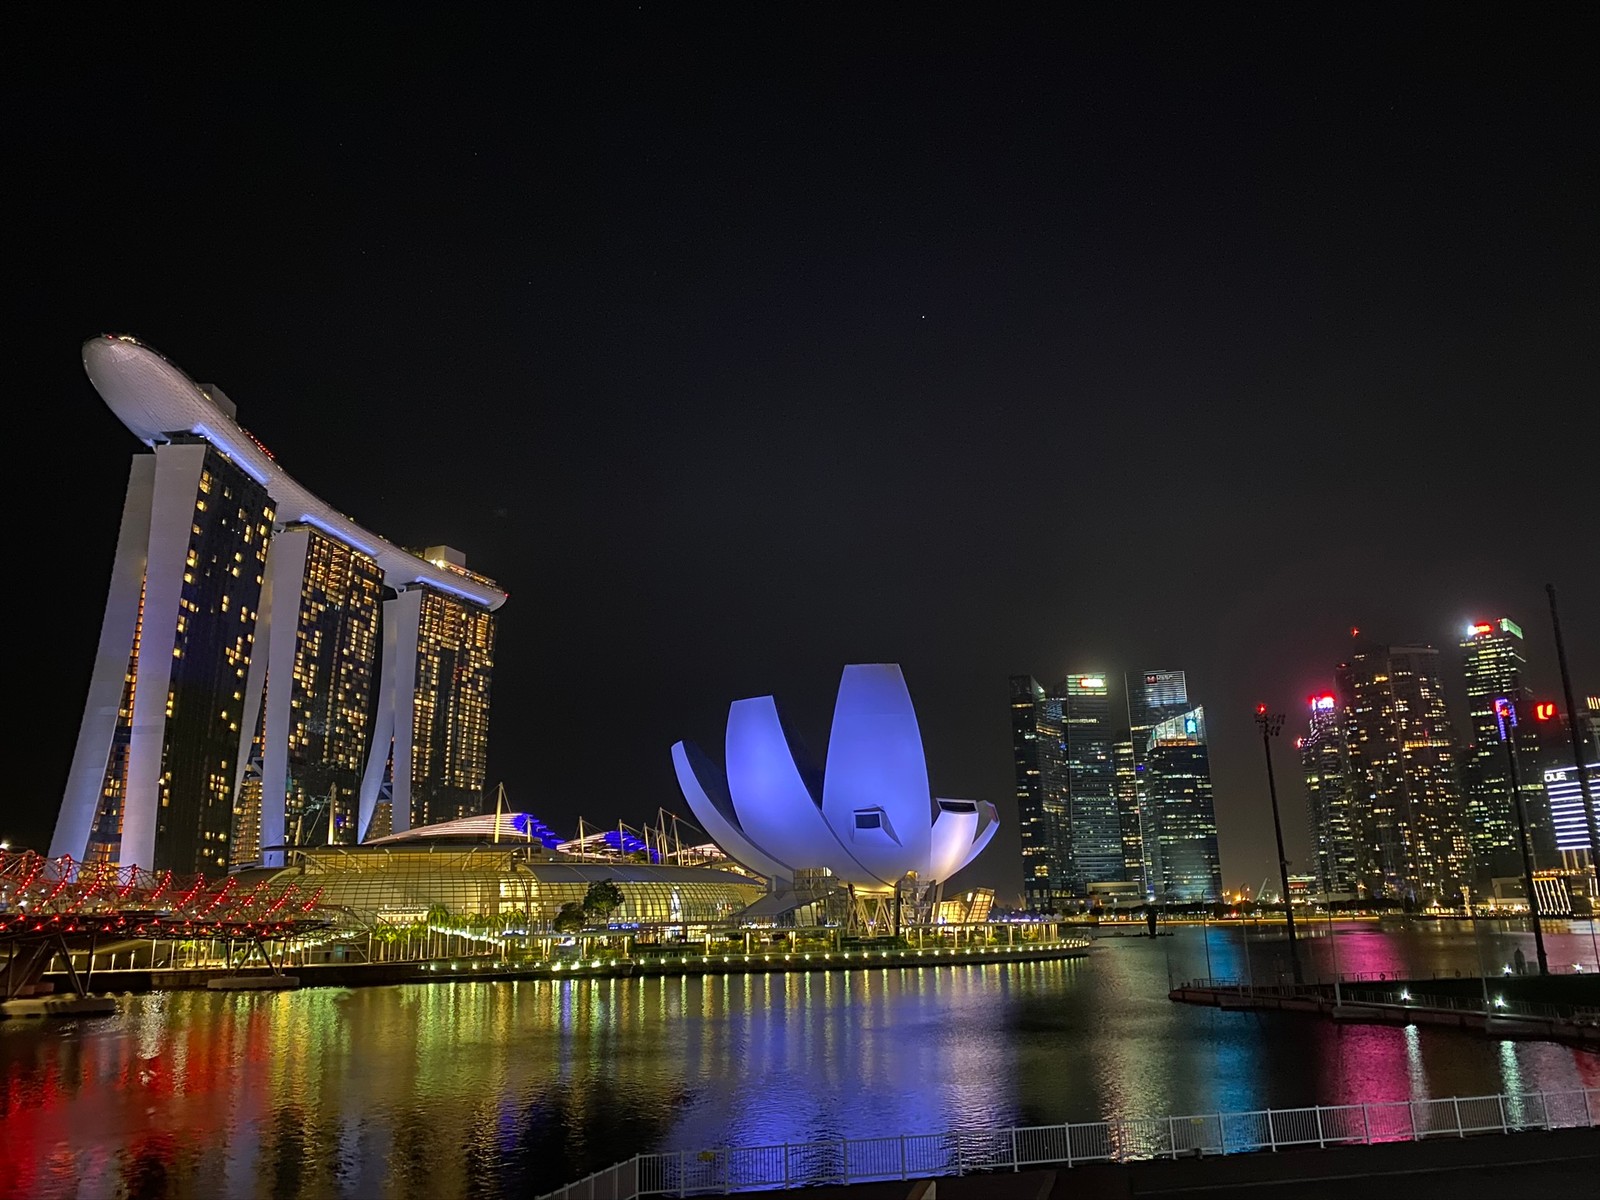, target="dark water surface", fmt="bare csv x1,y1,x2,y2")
4,921,1598,1199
